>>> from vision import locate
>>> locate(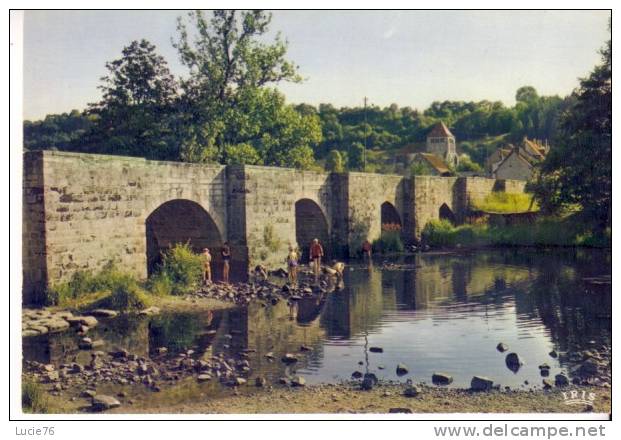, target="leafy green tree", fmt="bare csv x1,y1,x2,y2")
225,143,262,165
227,88,320,169
535,34,611,226
515,86,539,104
85,39,179,159
456,154,484,173
173,10,302,163
23,110,93,151
410,162,431,176
325,149,345,172
348,142,365,170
